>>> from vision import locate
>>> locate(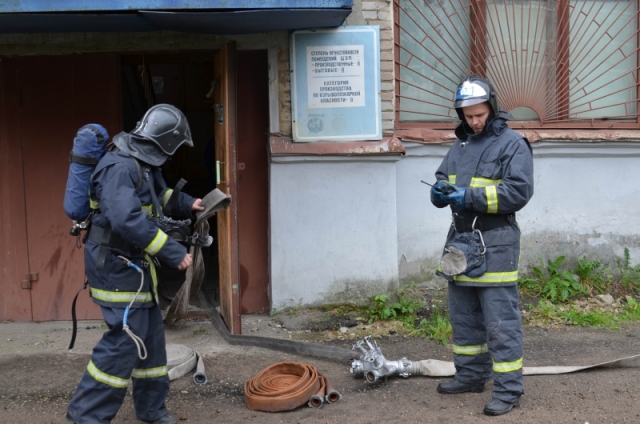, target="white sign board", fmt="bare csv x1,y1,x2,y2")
291,26,381,142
